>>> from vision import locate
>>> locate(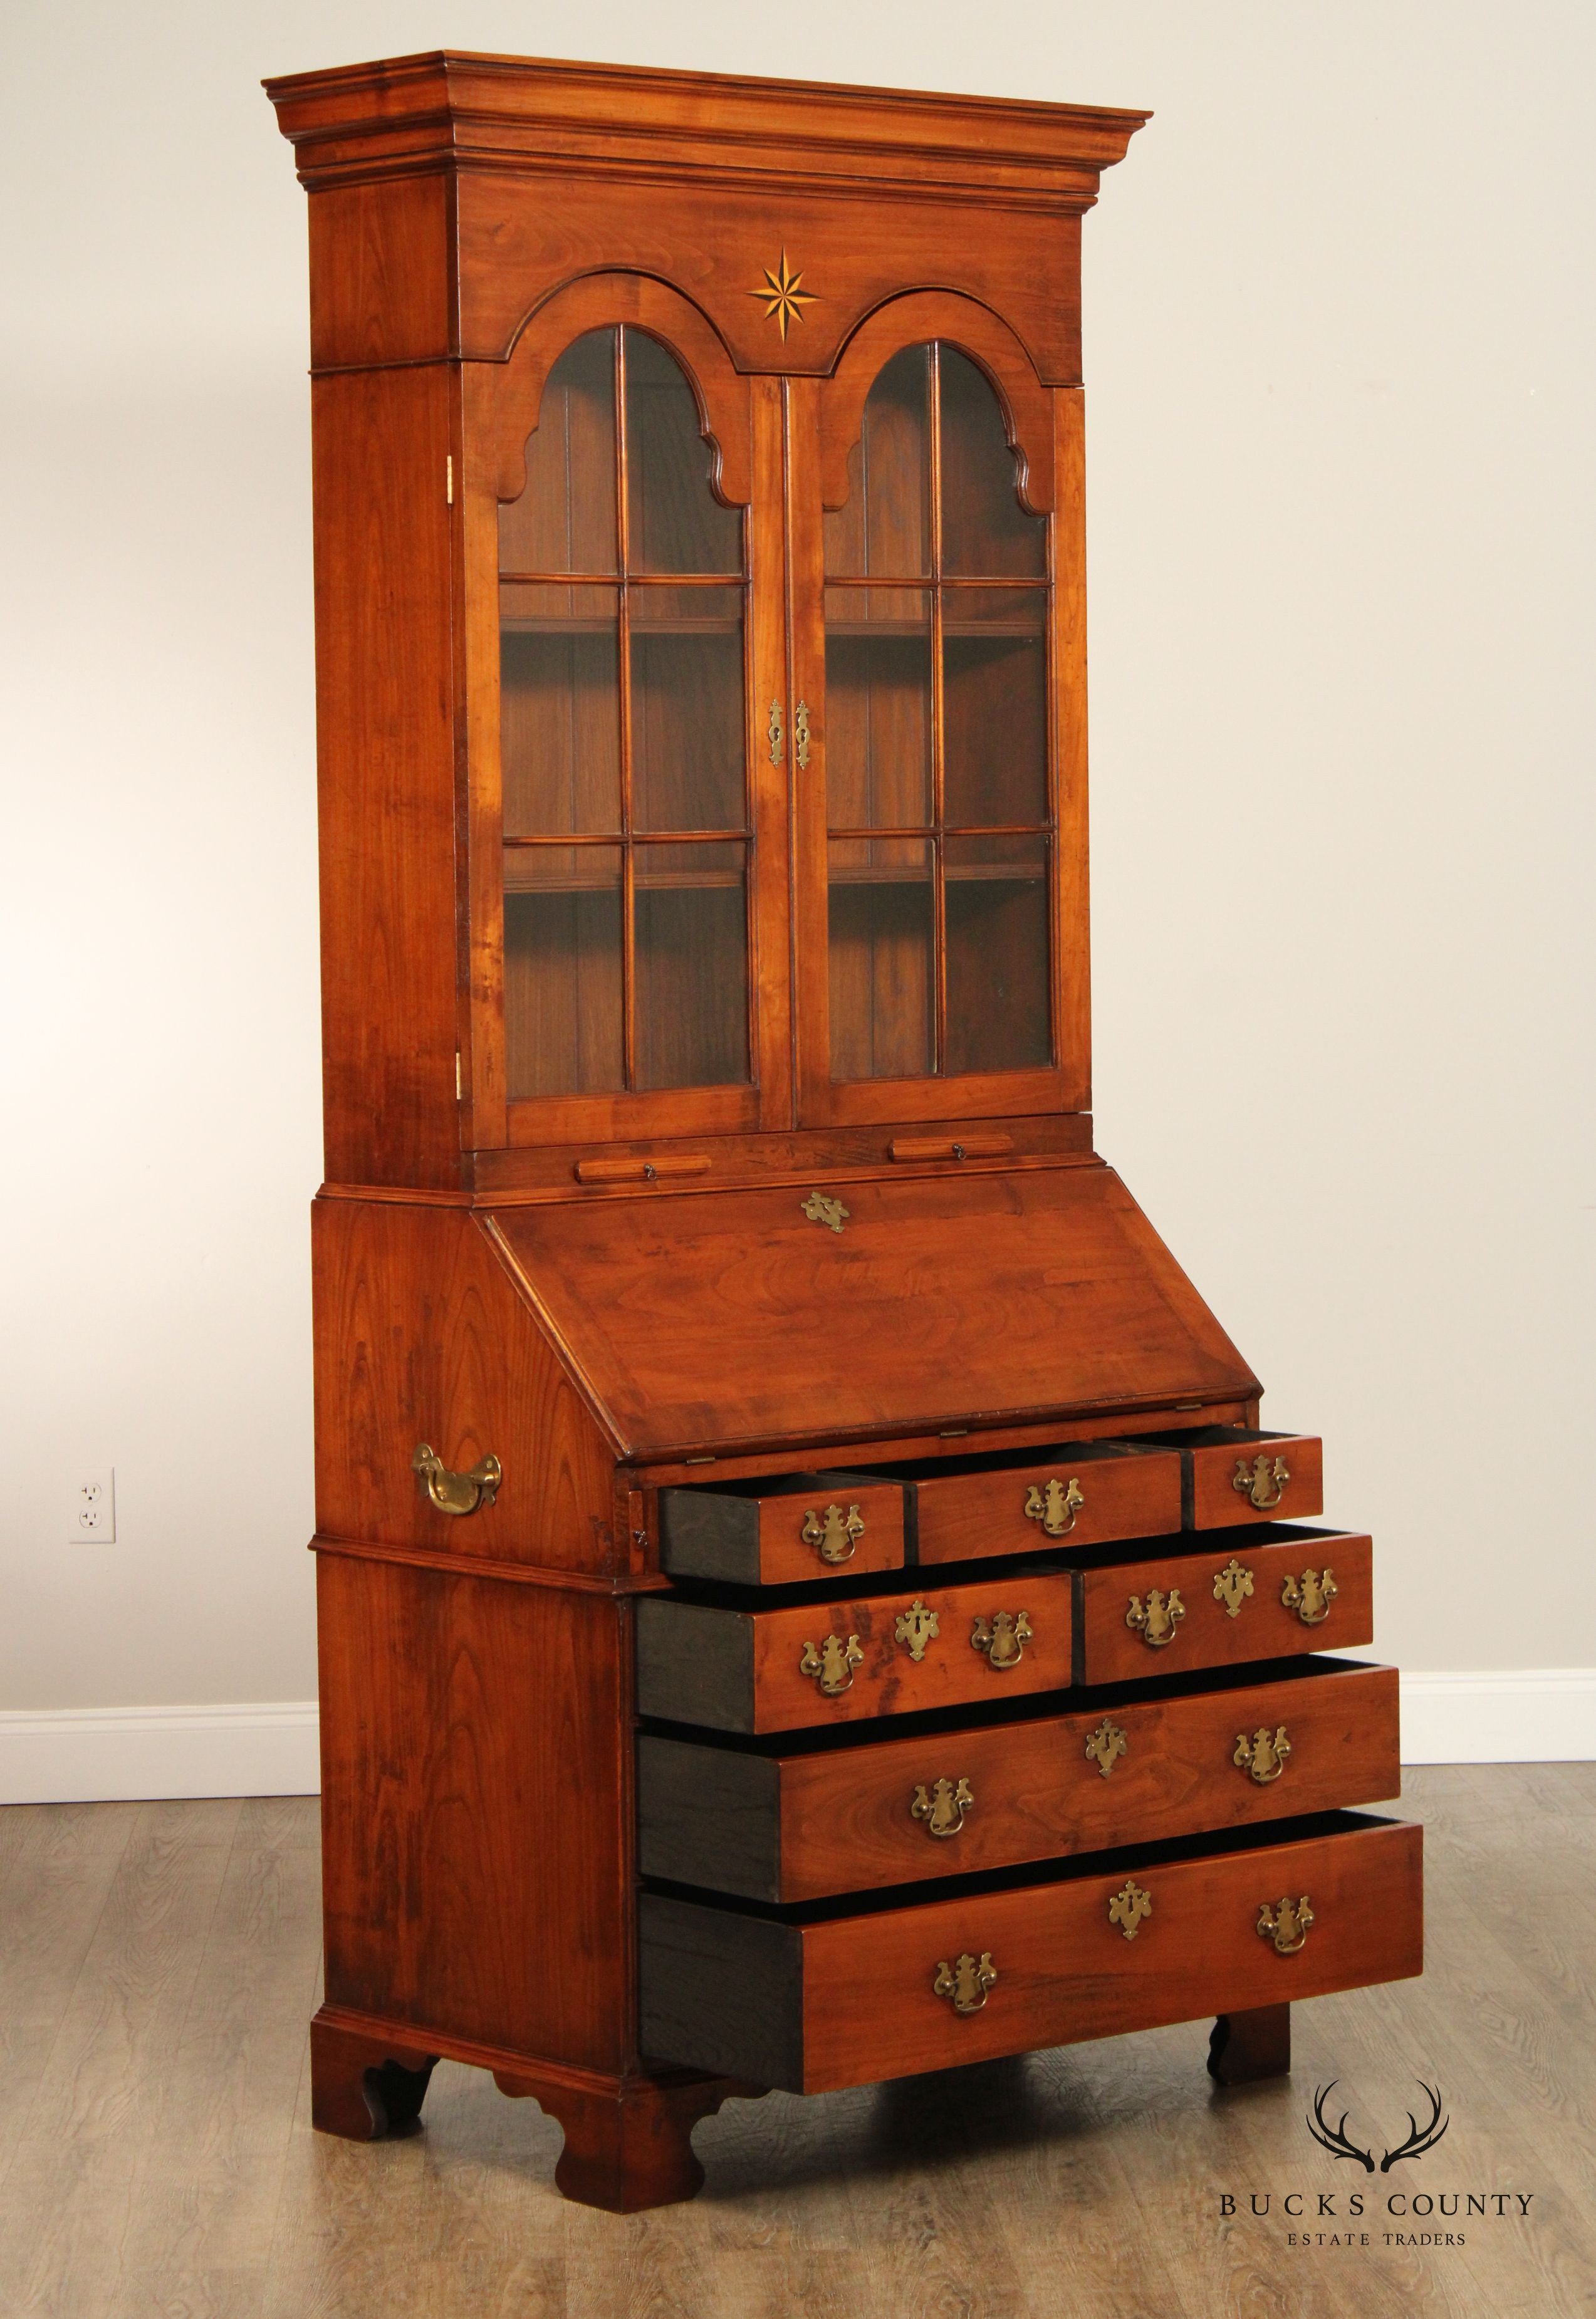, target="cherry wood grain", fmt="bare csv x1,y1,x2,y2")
489,1164,1258,1461
1188,1429,1324,1528
637,1570,1073,1735
1077,1526,1373,1685
900,1438,1182,1566
659,1473,907,1586
312,1196,620,1566
316,1555,634,2071
637,1659,1401,1902
639,1813,1423,2093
